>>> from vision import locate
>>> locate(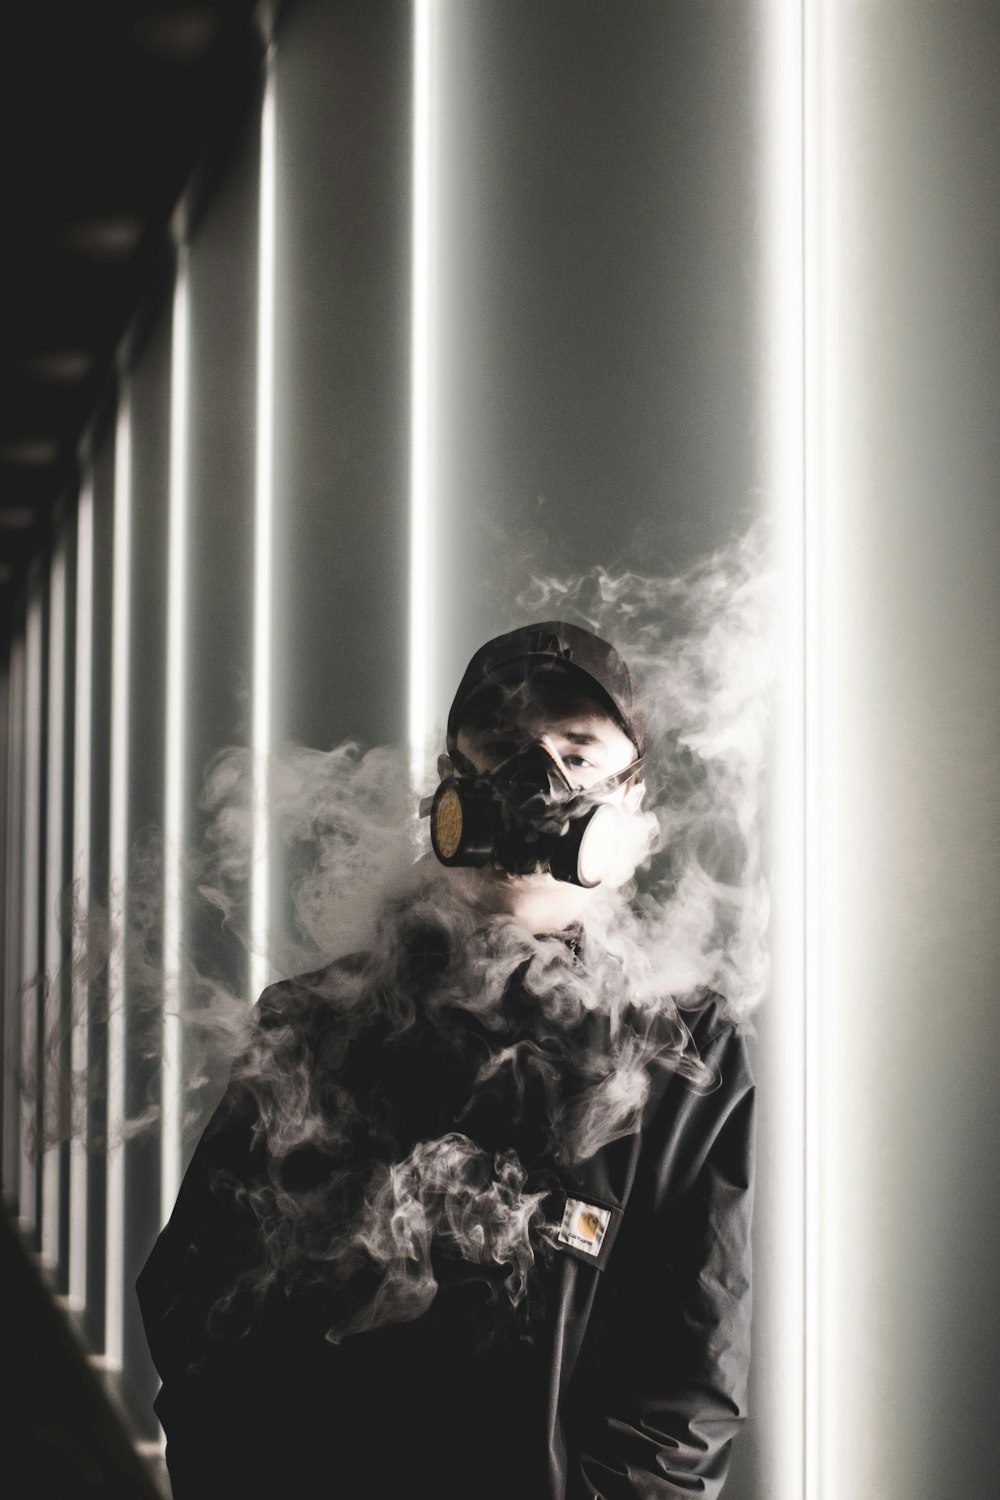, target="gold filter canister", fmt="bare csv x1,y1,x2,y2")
429,779,494,866
431,784,464,860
